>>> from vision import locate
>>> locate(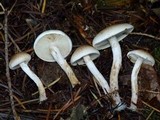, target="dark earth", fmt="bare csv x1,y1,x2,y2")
0,0,160,119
